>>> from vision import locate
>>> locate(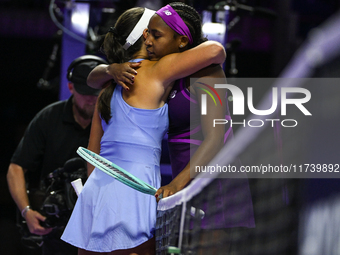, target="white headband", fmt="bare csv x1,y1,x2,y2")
123,8,156,50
